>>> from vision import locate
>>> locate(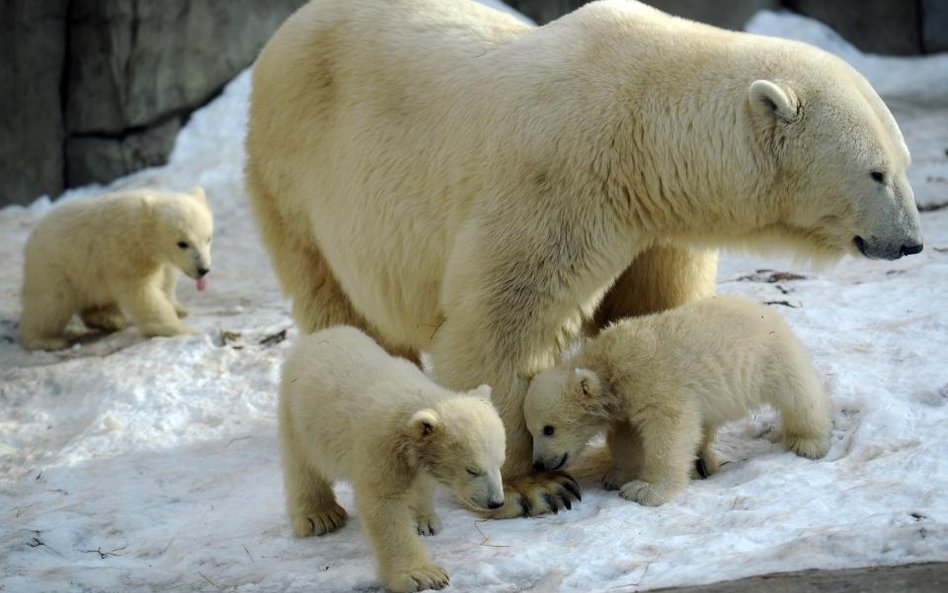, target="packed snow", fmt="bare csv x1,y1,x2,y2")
2,4,946,593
